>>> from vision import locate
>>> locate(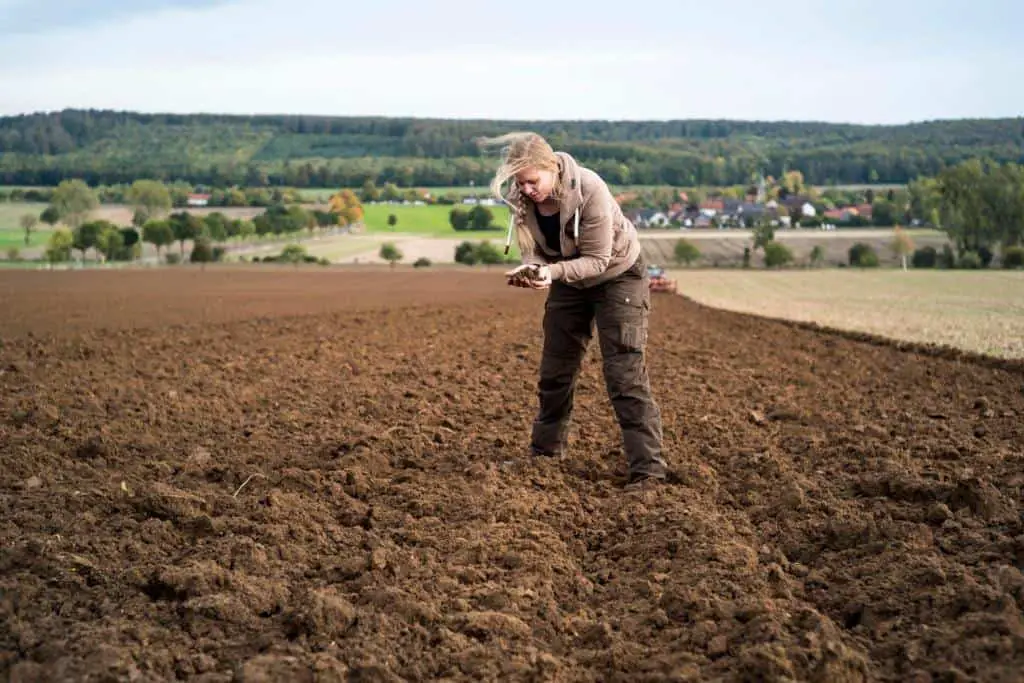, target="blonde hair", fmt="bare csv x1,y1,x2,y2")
476,131,563,257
